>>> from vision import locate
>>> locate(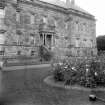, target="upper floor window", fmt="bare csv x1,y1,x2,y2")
16,13,34,25
75,38,80,47
16,12,20,22
23,14,31,24
83,39,87,41
43,17,47,24
75,21,79,31
65,22,68,30
0,9,5,18
30,15,34,24
0,0,5,9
